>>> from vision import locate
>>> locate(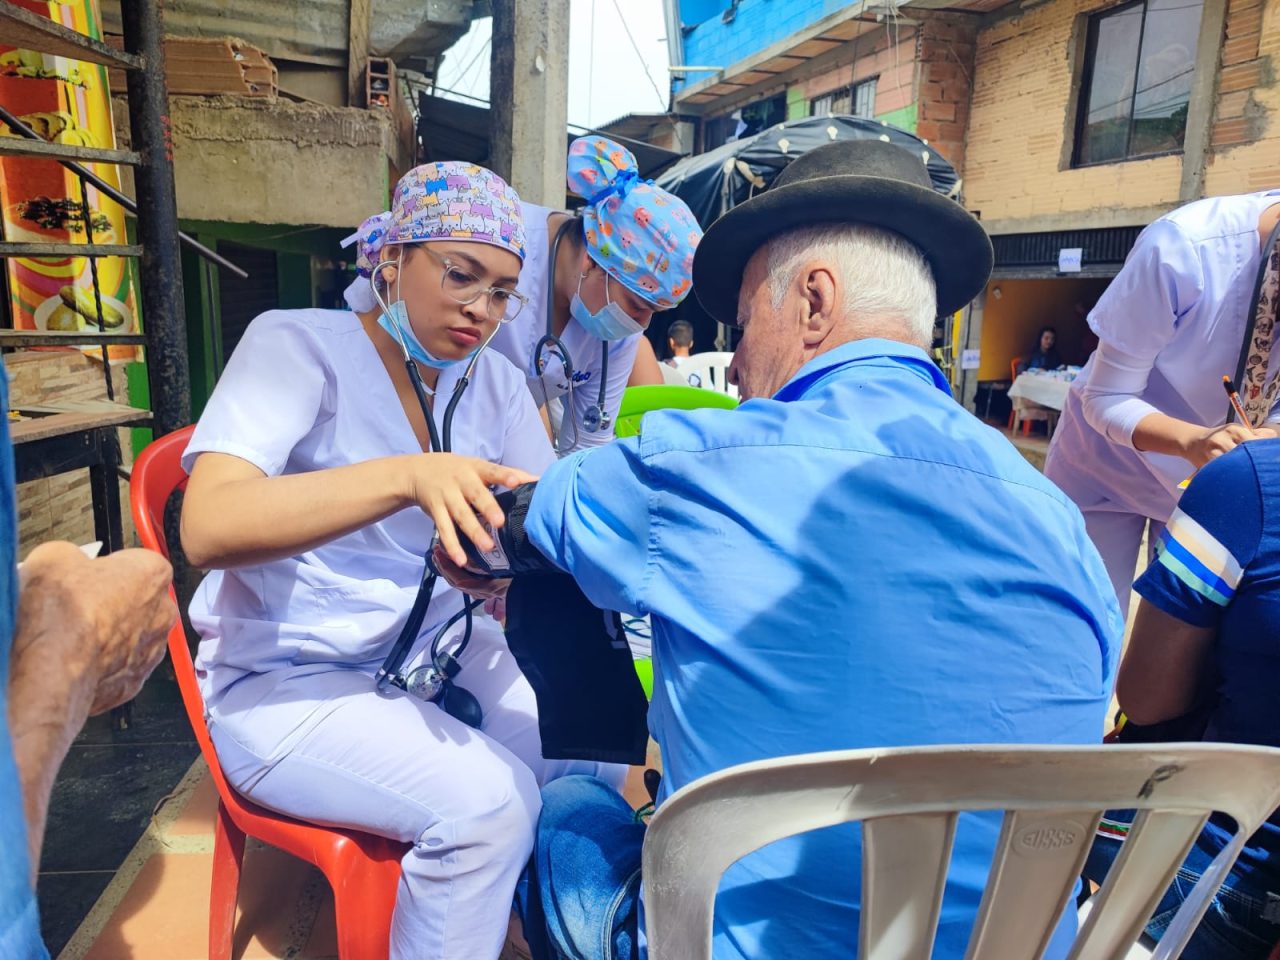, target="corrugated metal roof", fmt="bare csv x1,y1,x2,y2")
101,0,476,68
